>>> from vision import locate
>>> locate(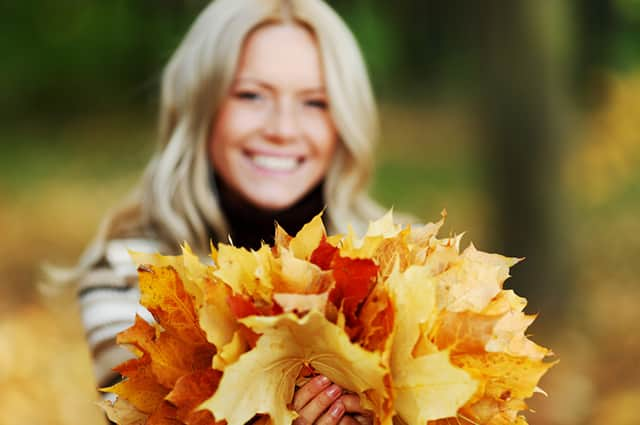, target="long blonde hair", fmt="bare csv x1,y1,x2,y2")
61,0,384,282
